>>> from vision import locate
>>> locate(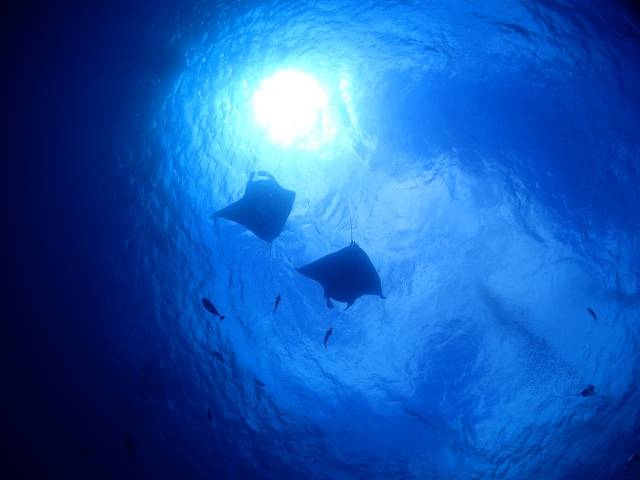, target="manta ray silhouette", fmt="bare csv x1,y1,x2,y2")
296,241,385,310
211,171,295,242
